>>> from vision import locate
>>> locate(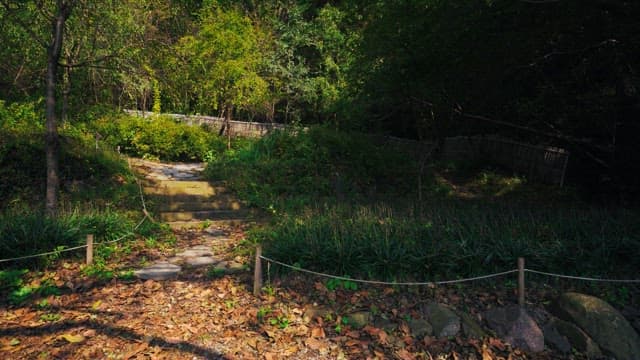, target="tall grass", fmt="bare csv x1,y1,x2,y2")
0,209,134,266
255,201,640,281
